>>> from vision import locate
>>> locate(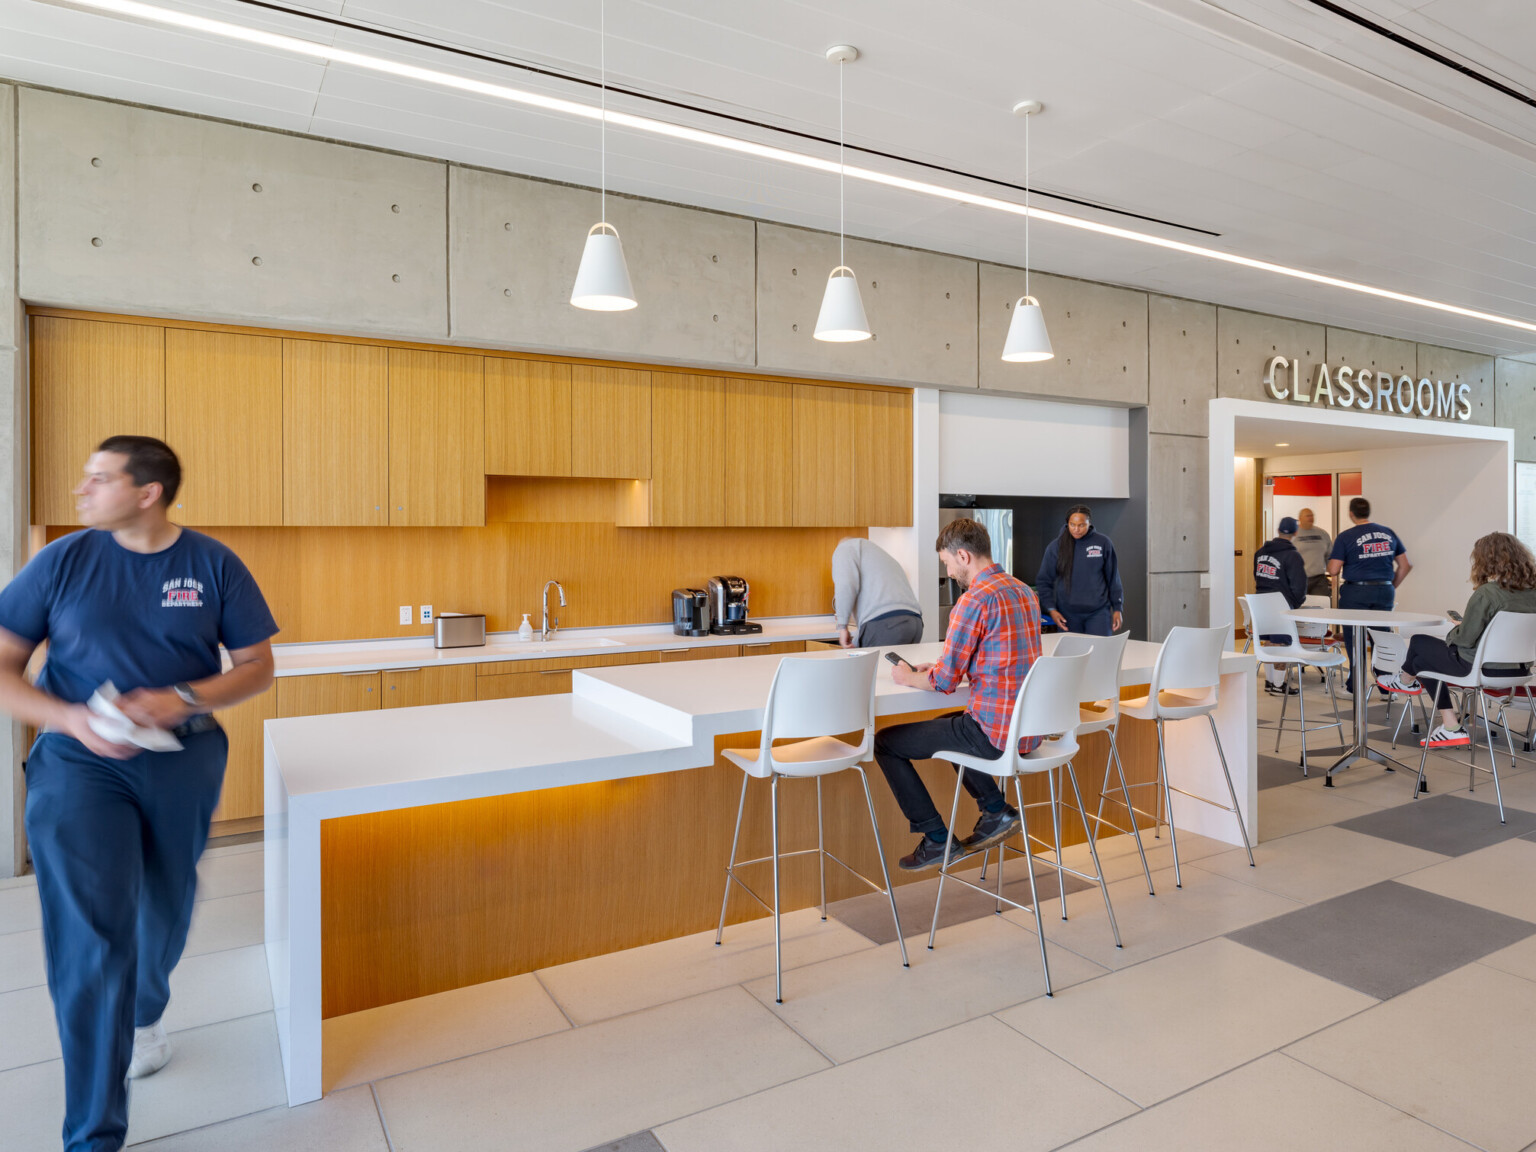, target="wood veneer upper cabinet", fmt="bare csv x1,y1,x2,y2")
388,349,486,526
570,366,651,478
649,373,725,525
32,316,164,525
484,359,571,477
276,672,381,717
725,378,793,527
854,389,913,528
165,329,283,526
791,383,858,526
283,341,389,526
